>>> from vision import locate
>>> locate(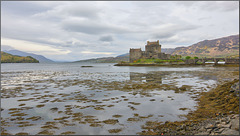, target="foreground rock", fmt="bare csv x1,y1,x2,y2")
195,114,239,135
